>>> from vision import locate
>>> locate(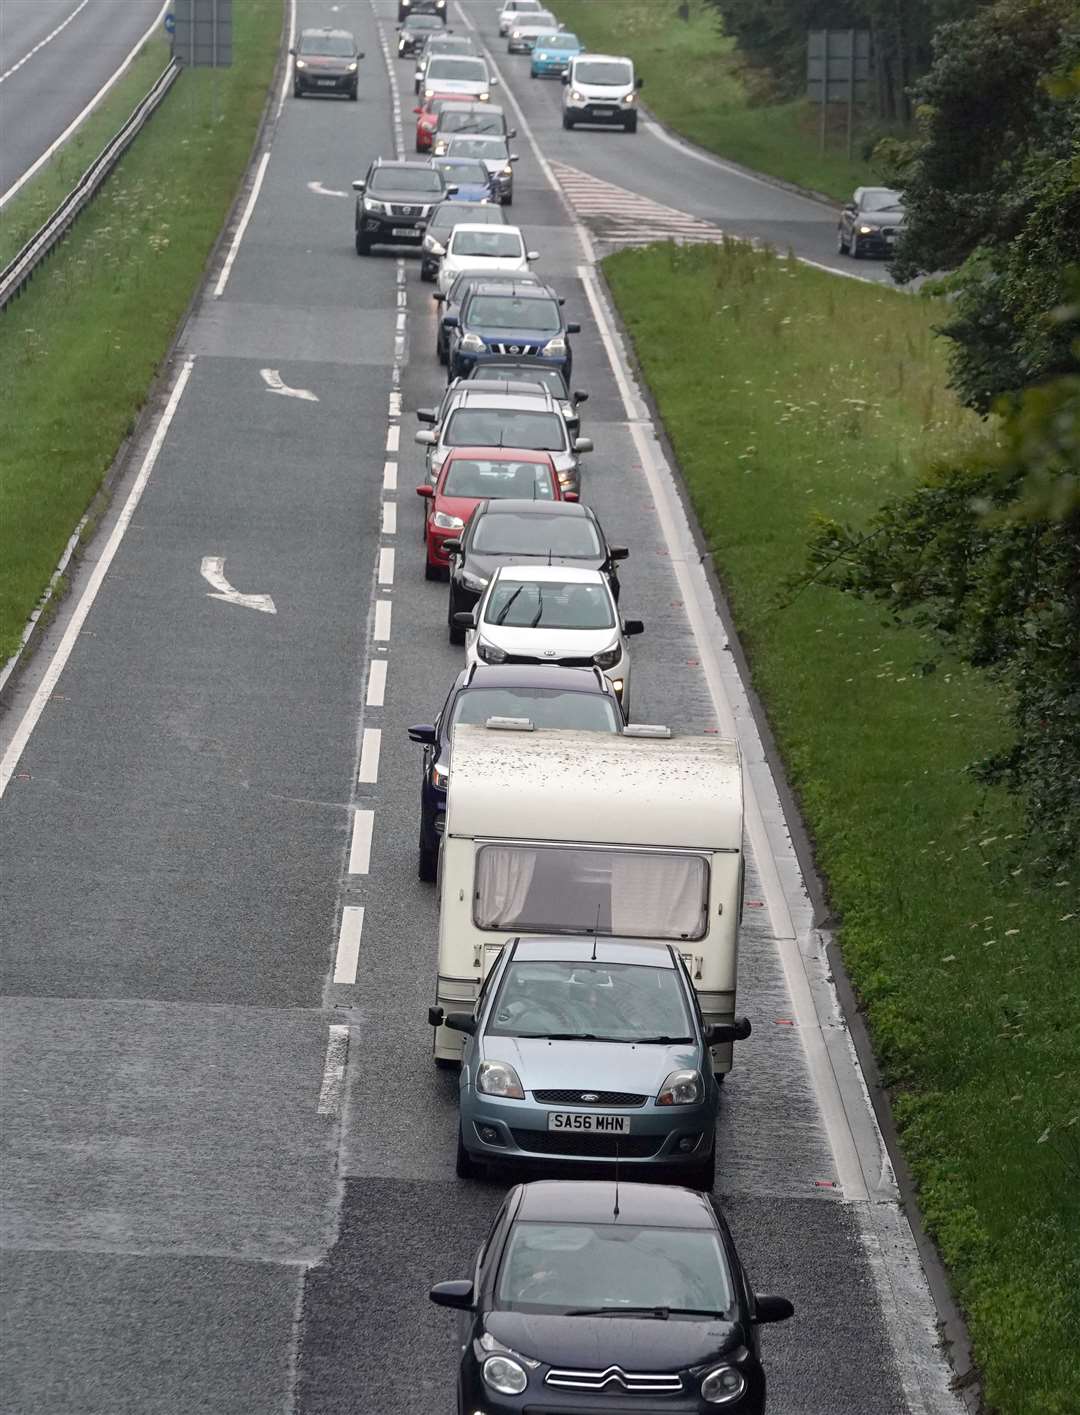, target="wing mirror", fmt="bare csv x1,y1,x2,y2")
609,545,629,560
561,72,569,84
564,490,579,502
623,619,645,636
433,291,446,302
753,1294,795,1325
288,45,297,55
408,724,437,744
416,484,434,498
508,127,518,137
429,1279,476,1311
705,1017,752,1045
352,179,366,192
416,407,438,423
427,1005,477,1034
573,436,594,453
415,429,437,446
527,250,540,261
635,75,644,88
453,610,477,628
442,314,460,327
572,390,589,405
566,322,581,334
442,538,462,554
490,74,500,84
508,153,520,163
414,105,423,114
447,184,459,195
